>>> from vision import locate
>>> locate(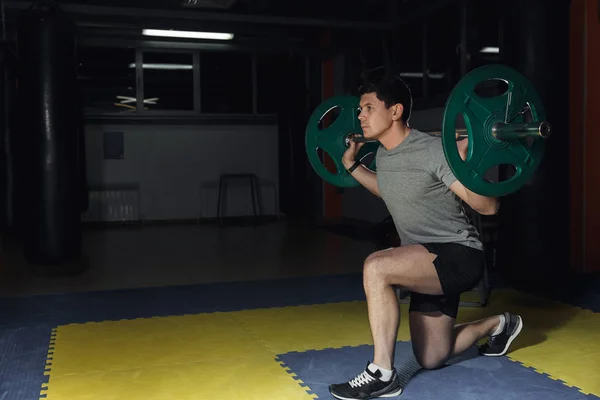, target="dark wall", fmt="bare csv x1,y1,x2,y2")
498,0,570,288
0,43,15,232
276,53,323,221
